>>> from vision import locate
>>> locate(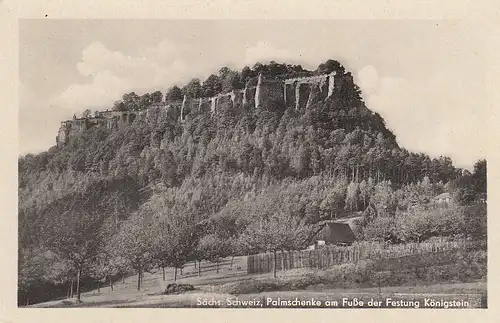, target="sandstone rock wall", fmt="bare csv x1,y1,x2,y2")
56,72,340,146
284,72,336,110
255,74,284,109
